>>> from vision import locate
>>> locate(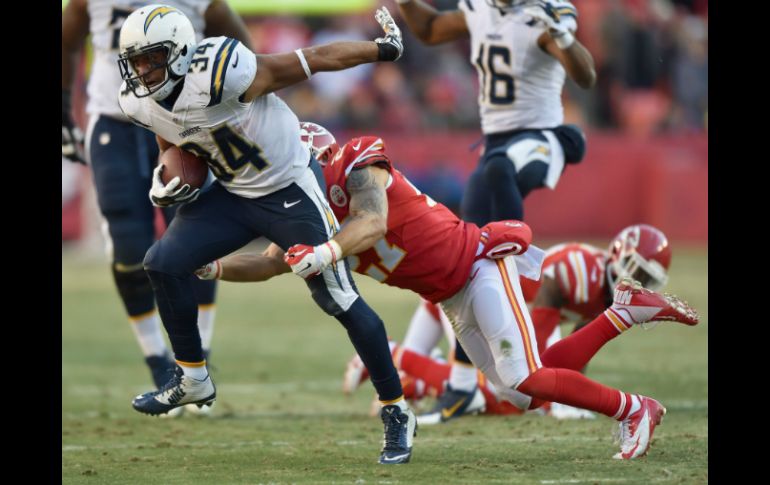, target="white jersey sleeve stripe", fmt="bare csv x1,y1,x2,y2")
568,251,589,304
557,261,571,295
